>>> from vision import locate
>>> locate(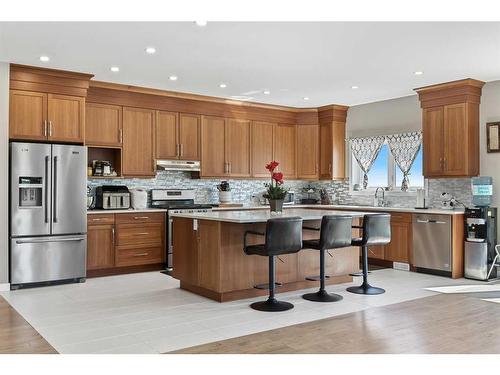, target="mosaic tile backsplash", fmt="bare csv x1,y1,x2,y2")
88,171,473,208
